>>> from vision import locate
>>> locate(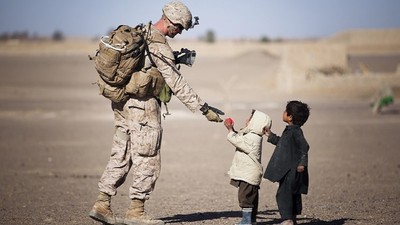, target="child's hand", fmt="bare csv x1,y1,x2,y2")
263,126,272,136
297,165,305,173
224,118,234,131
